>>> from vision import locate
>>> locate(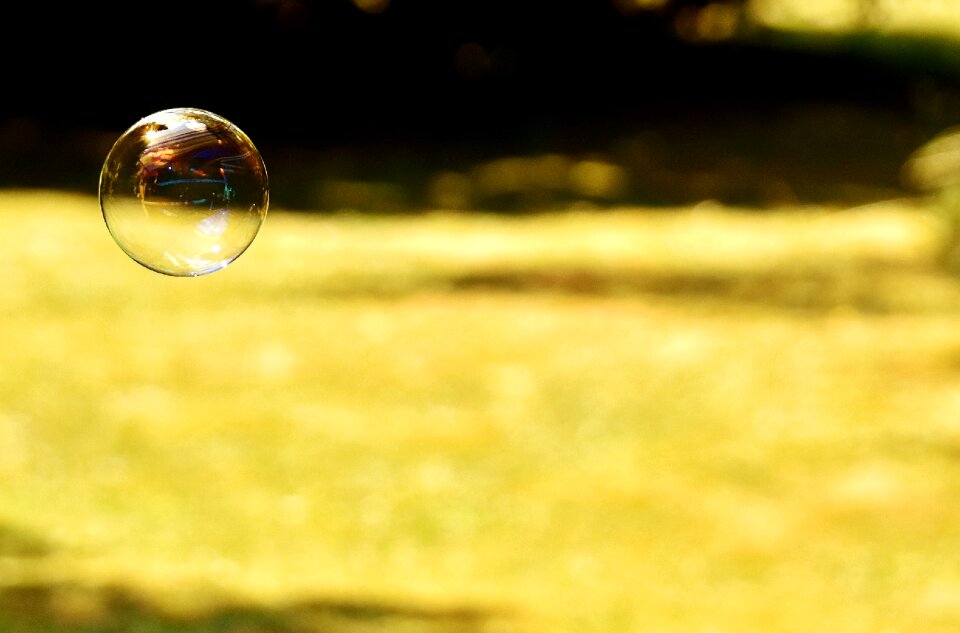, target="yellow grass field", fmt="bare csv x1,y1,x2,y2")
3,190,960,632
